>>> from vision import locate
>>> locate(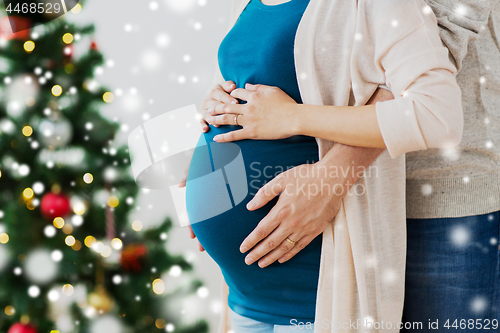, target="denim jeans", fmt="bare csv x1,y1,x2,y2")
228,307,315,333
401,211,500,332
